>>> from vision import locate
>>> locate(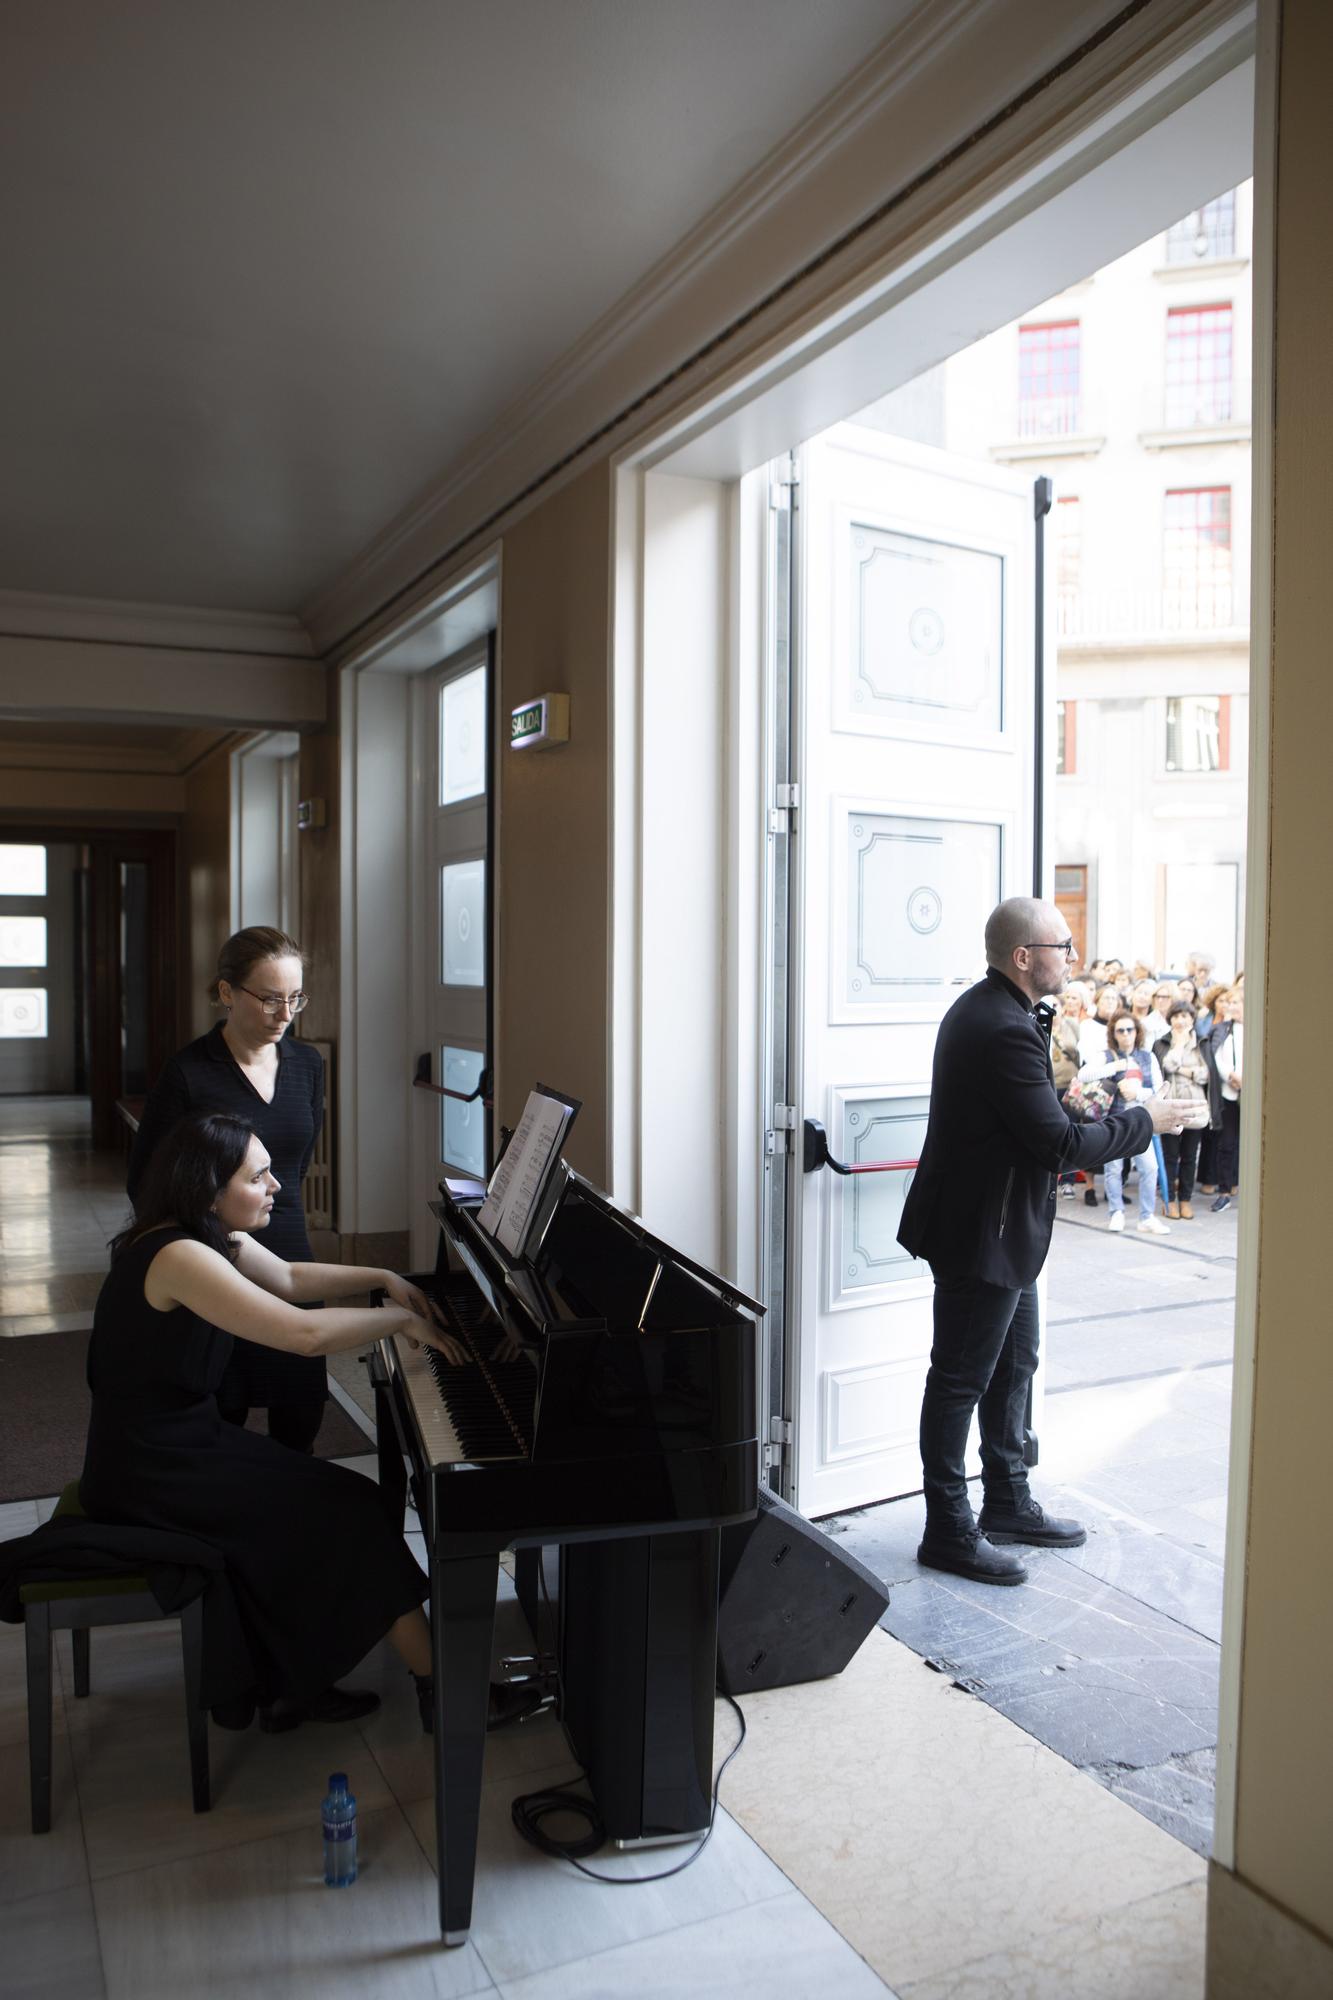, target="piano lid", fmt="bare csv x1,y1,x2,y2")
435,1166,764,1332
